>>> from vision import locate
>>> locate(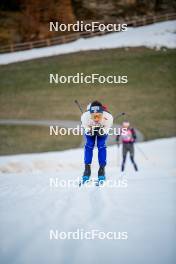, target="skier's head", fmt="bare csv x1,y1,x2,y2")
122,121,130,128
90,101,103,123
